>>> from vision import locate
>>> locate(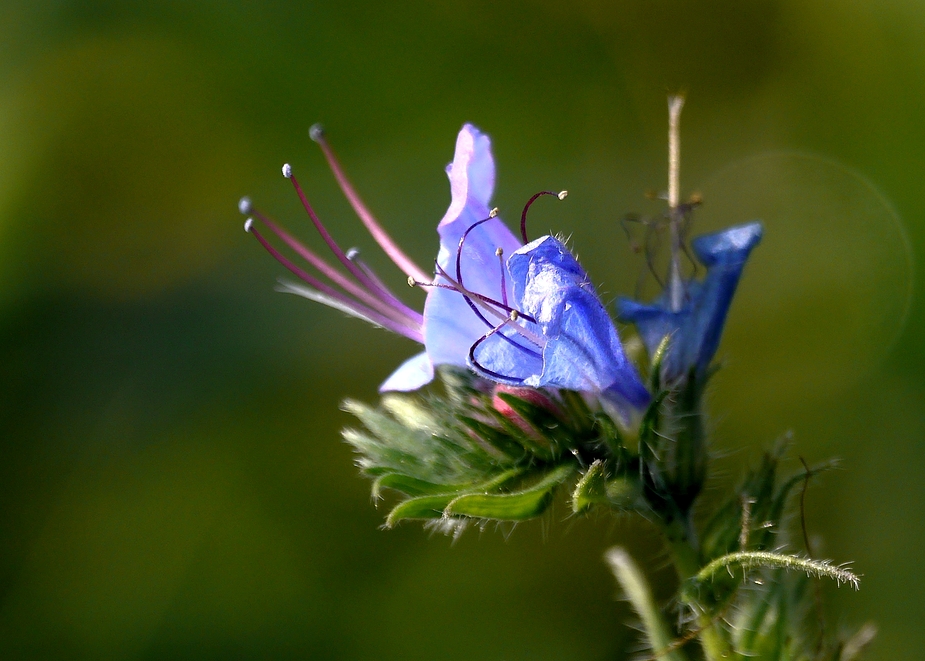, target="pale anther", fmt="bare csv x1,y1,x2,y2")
238,196,252,215
243,218,254,233
282,163,293,178
489,207,499,218
558,190,568,200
